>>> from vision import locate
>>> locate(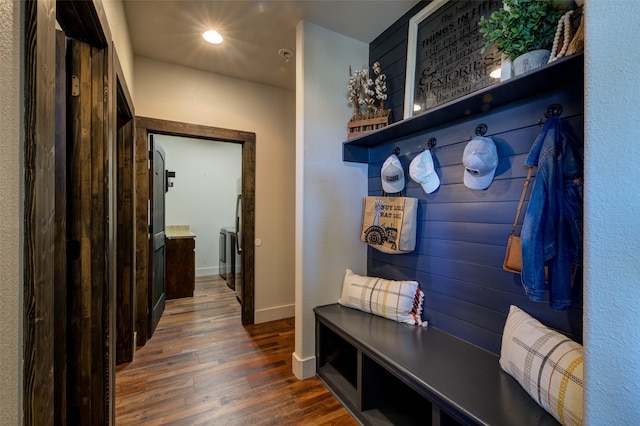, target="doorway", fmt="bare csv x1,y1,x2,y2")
152,134,242,285
134,117,256,345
